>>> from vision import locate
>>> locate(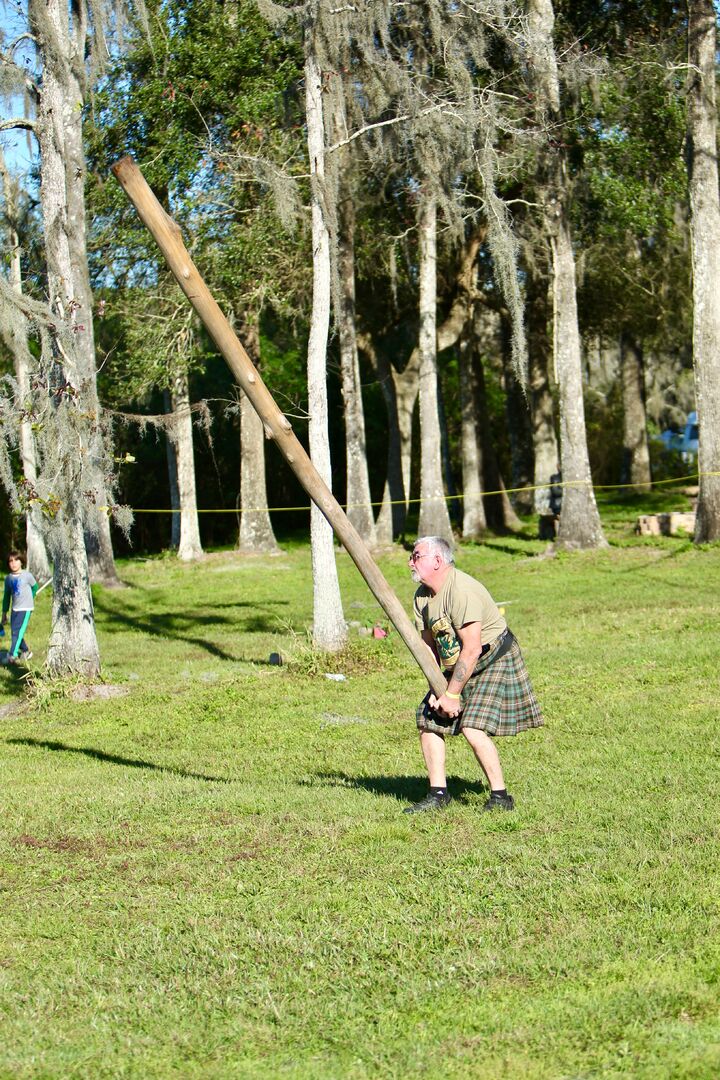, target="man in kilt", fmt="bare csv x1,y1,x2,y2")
404,536,543,814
